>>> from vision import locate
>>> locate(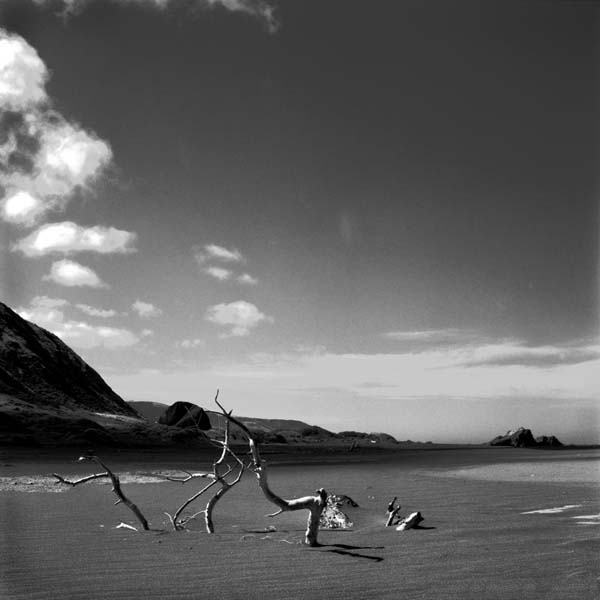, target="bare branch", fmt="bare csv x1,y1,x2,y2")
52,472,109,486
385,496,402,527
163,471,214,483
79,456,149,531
